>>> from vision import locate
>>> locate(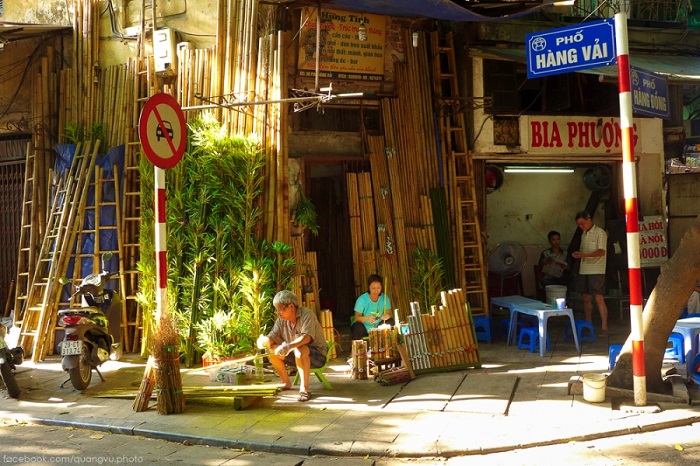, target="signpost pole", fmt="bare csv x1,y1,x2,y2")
615,11,646,406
